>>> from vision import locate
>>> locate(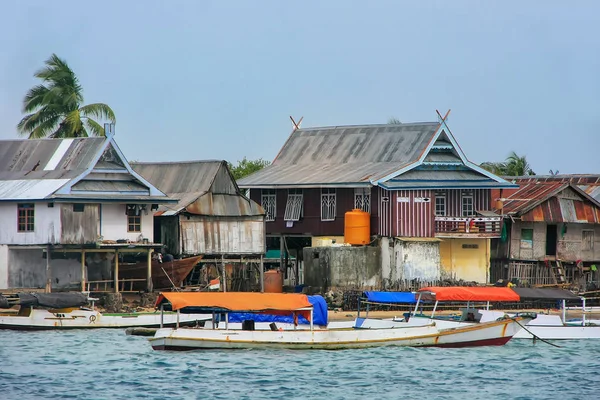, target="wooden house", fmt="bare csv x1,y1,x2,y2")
238,114,515,288
490,179,600,289
0,128,174,292
131,161,265,291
